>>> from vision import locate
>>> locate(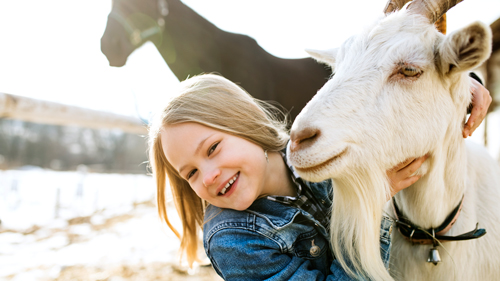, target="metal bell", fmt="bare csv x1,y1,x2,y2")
427,247,441,265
